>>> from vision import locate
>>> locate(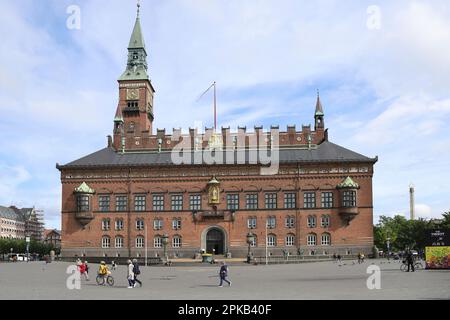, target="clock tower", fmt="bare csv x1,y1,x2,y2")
113,2,155,151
